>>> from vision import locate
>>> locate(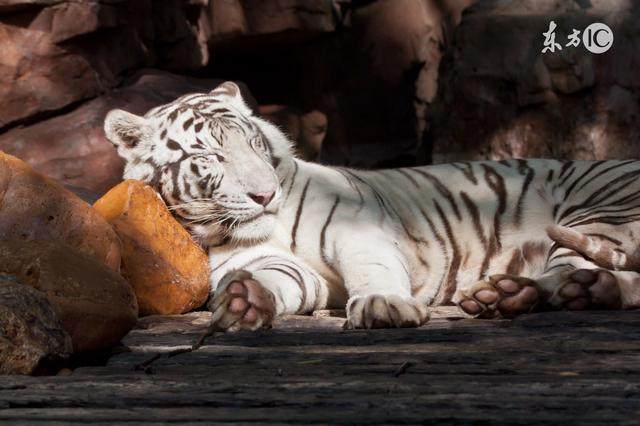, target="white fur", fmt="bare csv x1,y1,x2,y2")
105,84,640,330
